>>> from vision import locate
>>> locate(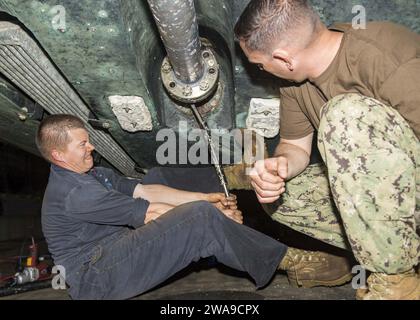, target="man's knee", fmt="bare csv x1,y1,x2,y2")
181,200,219,218
320,93,369,120
318,93,404,146
146,167,163,176
142,167,165,185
